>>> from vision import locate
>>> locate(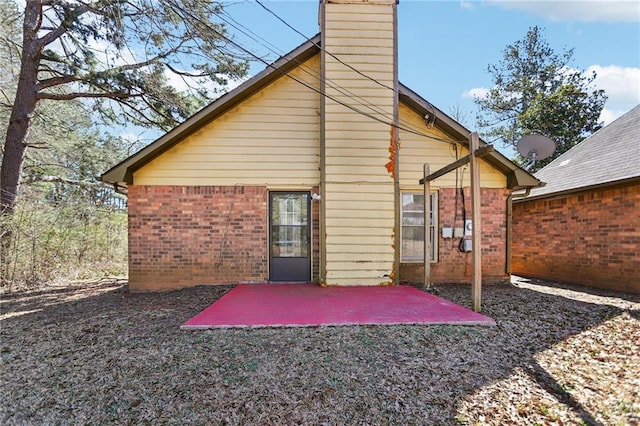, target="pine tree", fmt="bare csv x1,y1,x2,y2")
475,26,607,171
1,0,248,214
